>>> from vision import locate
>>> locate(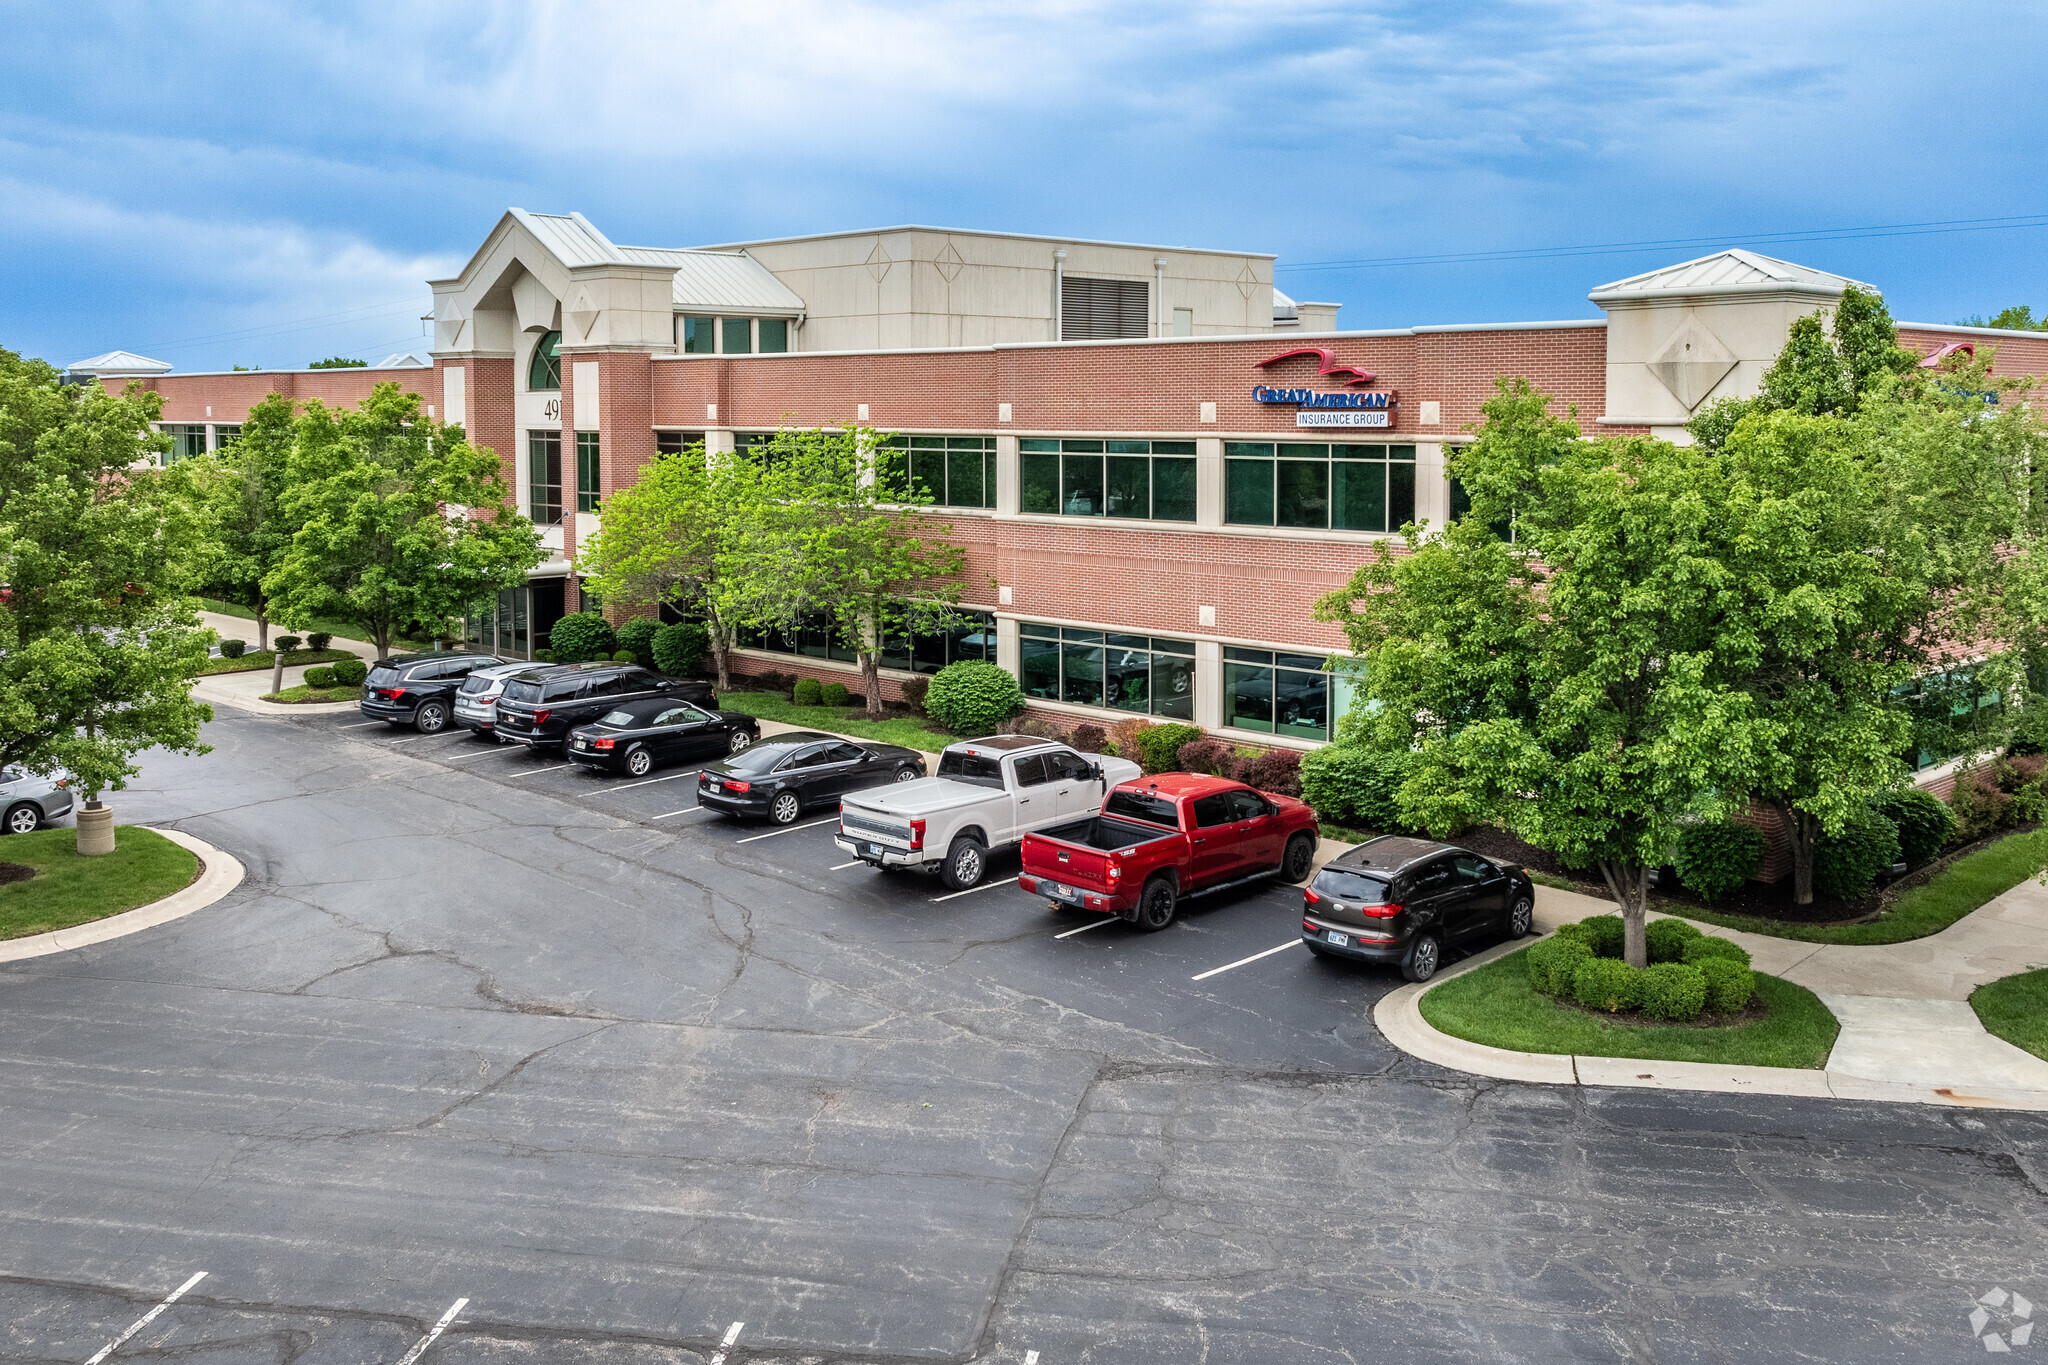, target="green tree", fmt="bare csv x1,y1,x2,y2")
733,427,970,719
263,383,543,657
196,392,299,646
308,357,367,369
1317,381,1765,966
577,437,767,691
1957,306,2048,332
1690,284,1918,448
0,347,216,800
